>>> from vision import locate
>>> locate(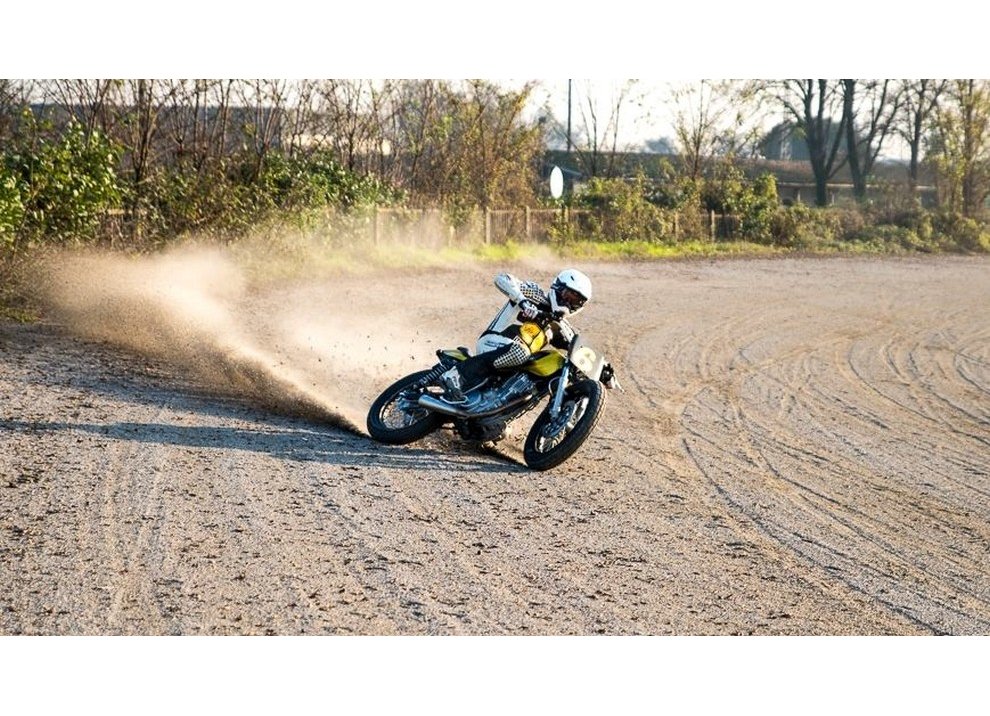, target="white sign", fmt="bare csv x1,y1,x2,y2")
549,165,564,199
